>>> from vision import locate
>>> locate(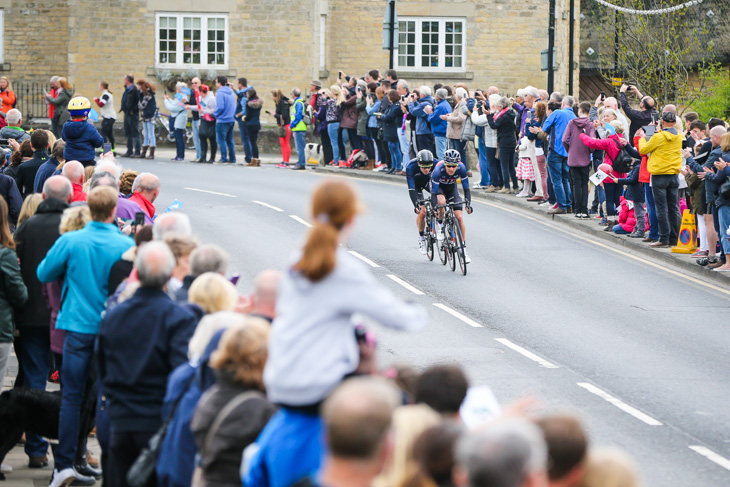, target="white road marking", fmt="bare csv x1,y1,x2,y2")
289,215,312,228
577,382,662,426
387,274,424,295
184,187,236,198
433,303,483,328
689,446,730,472
495,338,558,367
252,200,284,212
349,251,380,268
